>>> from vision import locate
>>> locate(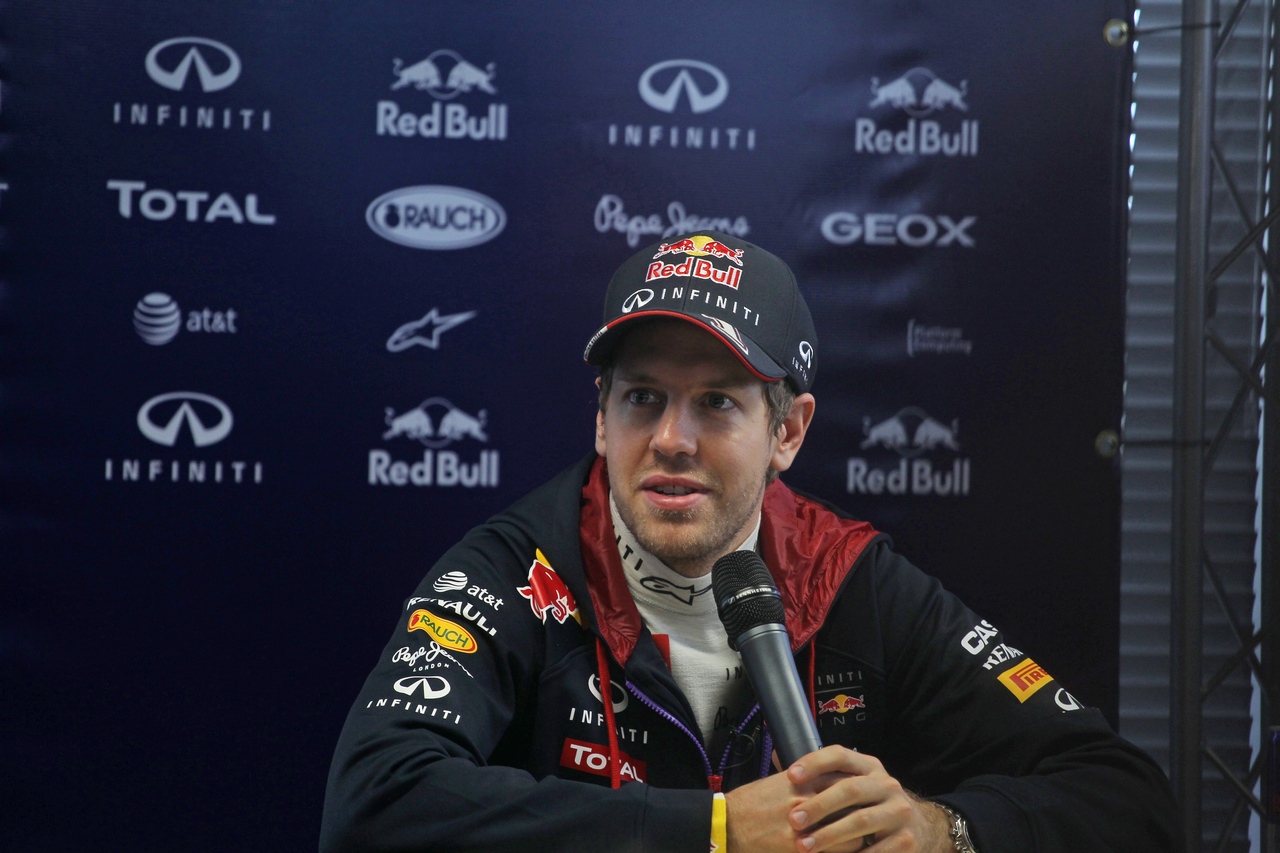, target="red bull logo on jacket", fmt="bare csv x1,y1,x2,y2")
817,694,866,715
518,549,582,626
